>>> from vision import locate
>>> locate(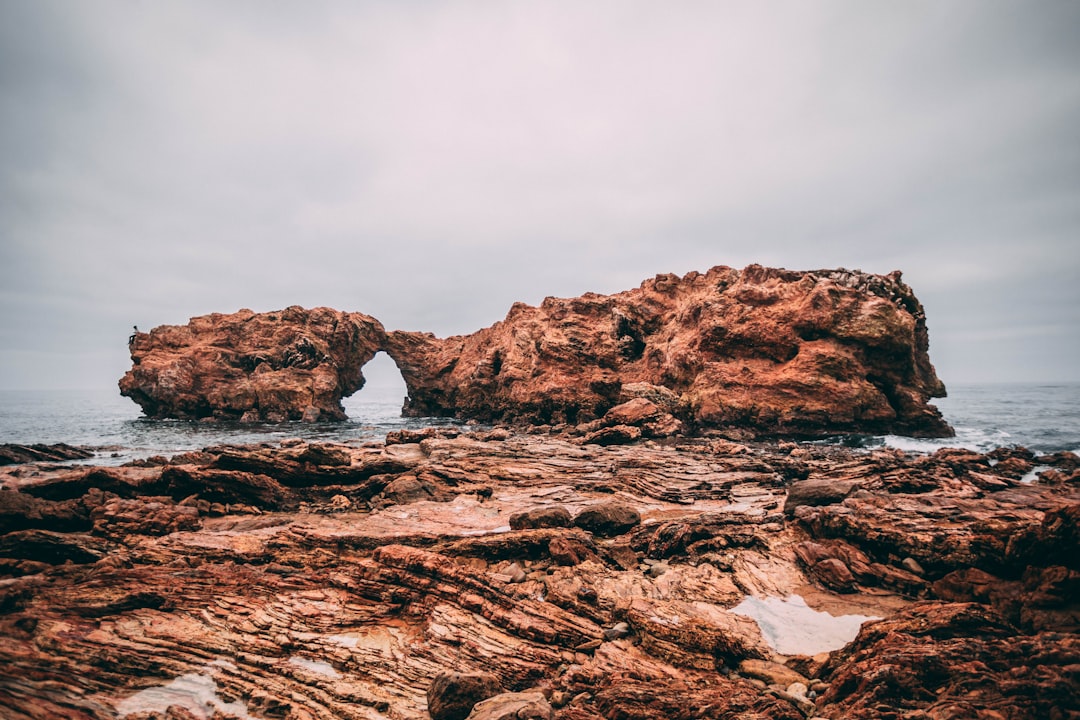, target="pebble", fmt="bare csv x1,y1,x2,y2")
506,563,527,583
602,622,631,641
901,557,926,576
786,682,808,698
645,562,669,578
